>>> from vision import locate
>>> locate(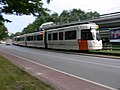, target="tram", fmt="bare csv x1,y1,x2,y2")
13,22,102,51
